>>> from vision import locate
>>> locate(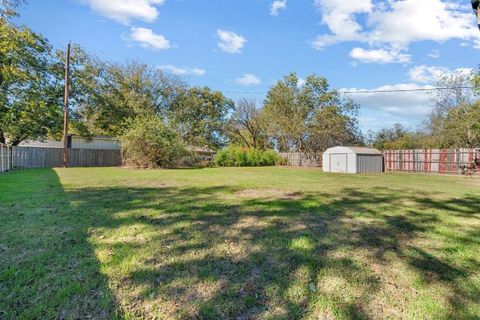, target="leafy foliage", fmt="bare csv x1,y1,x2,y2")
214,146,280,167
263,73,361,153
0,18,63,145
72,61,186,137
367,123,432,150
440,102,480,148
120,115,185,168
169,86,234,149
